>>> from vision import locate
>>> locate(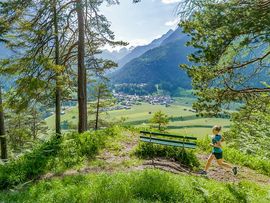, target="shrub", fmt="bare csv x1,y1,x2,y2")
135,143,200,168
